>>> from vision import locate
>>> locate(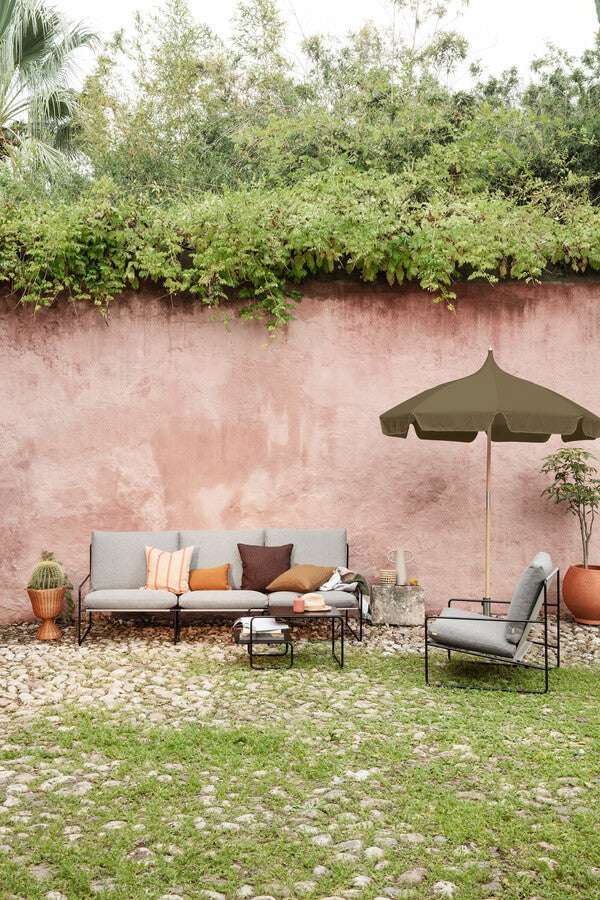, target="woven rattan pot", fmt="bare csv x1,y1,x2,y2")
27,587,65,640
378,569,397,585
